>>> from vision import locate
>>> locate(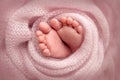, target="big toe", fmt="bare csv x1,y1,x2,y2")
39,22,51,34
50,18,62,31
